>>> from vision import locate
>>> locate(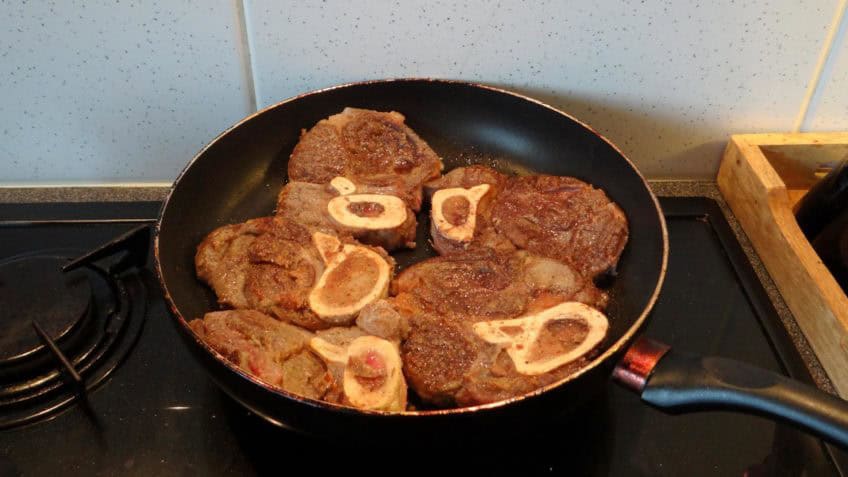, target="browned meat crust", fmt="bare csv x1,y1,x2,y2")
426,167,629,278
188,310,336,399
196,216,395,330
394,250,608,406
491,175,629,277
288,108,443,211
195,216,327,330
